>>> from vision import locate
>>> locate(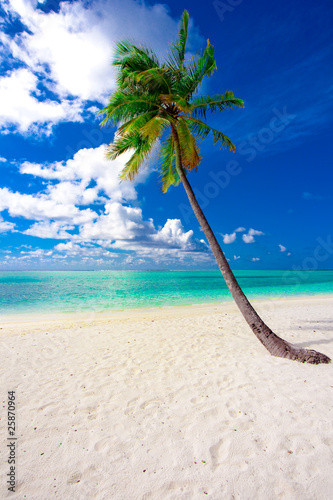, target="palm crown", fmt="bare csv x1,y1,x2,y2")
99,10,244,192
